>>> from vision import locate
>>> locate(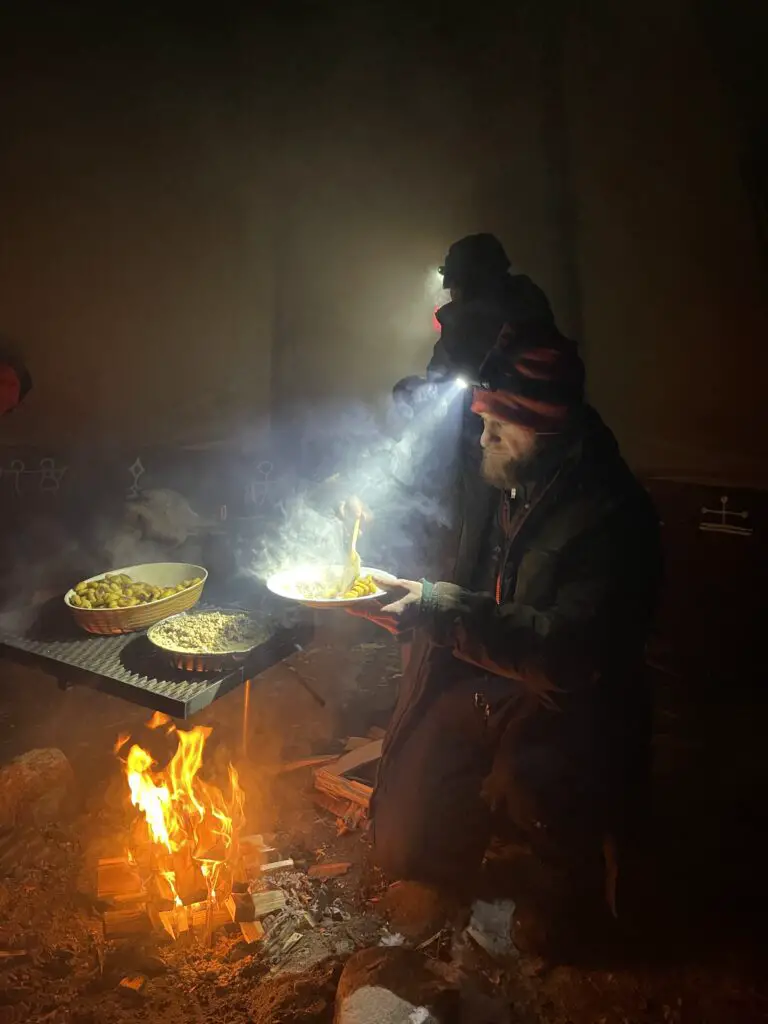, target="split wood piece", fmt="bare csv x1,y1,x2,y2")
311,793,365,831
269,754,340,774
225,890,287,922
241,834,276,865
187,900,233,934
313,769,372,810
311,792,364,835
222,888,268,942
312,792,354,817
150,872,178,904
307,862,351,880
323,739,383,779
103,906,153,939
118,974,148,998
367,726,386,740
239,920,265,944
147,904,167,937
158,910,178,941
260,859,294,874
158,904,191,940
344,737,371,751
241,833,275,847
97,857,144,901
